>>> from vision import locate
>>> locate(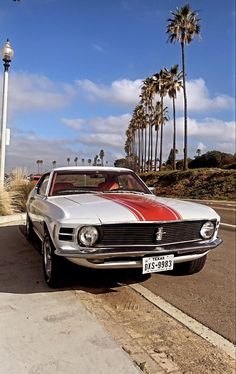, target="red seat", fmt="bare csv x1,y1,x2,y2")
98,181,119,191
52,182,74,194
